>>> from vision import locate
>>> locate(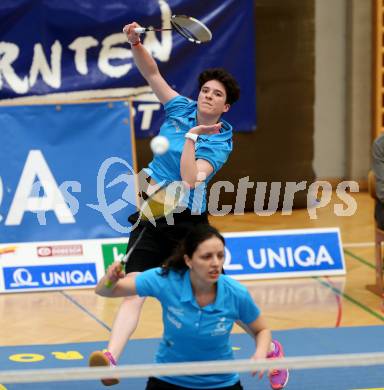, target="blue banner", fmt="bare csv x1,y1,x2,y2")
0,0,257,137
223,229,345,279
3,263,97,291
0,101,137,243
